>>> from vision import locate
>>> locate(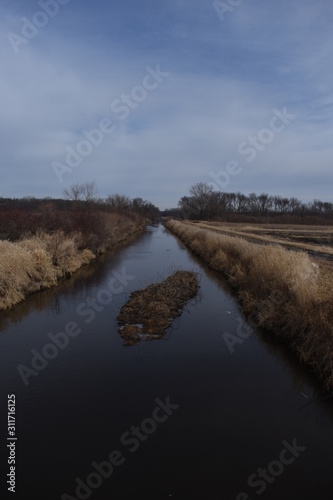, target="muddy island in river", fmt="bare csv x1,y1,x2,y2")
117,270,199,346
